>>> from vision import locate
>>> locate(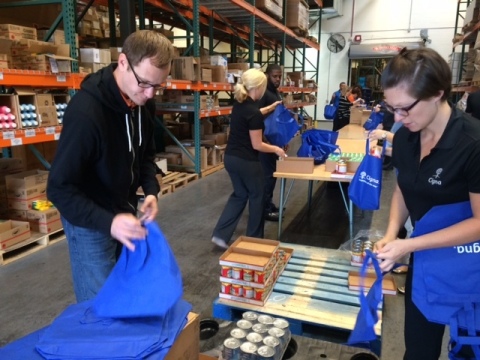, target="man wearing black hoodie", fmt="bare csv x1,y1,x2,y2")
47,30,174,302
257,64,283,221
